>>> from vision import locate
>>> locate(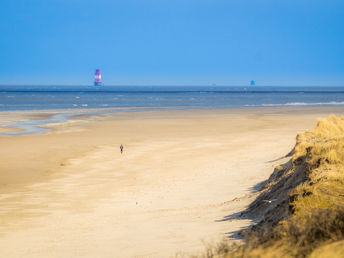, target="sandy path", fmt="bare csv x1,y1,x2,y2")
0,107,342,257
